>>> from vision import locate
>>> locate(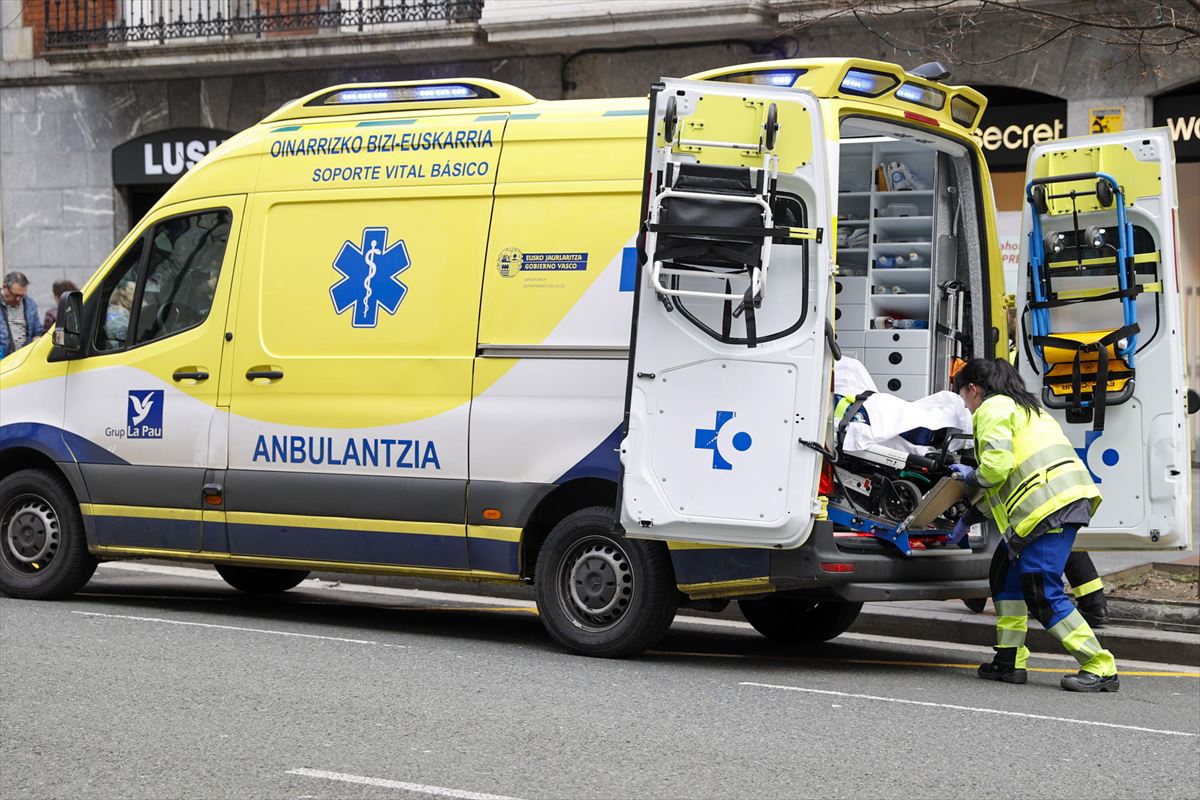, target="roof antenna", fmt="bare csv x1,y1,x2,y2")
910,62,951,81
